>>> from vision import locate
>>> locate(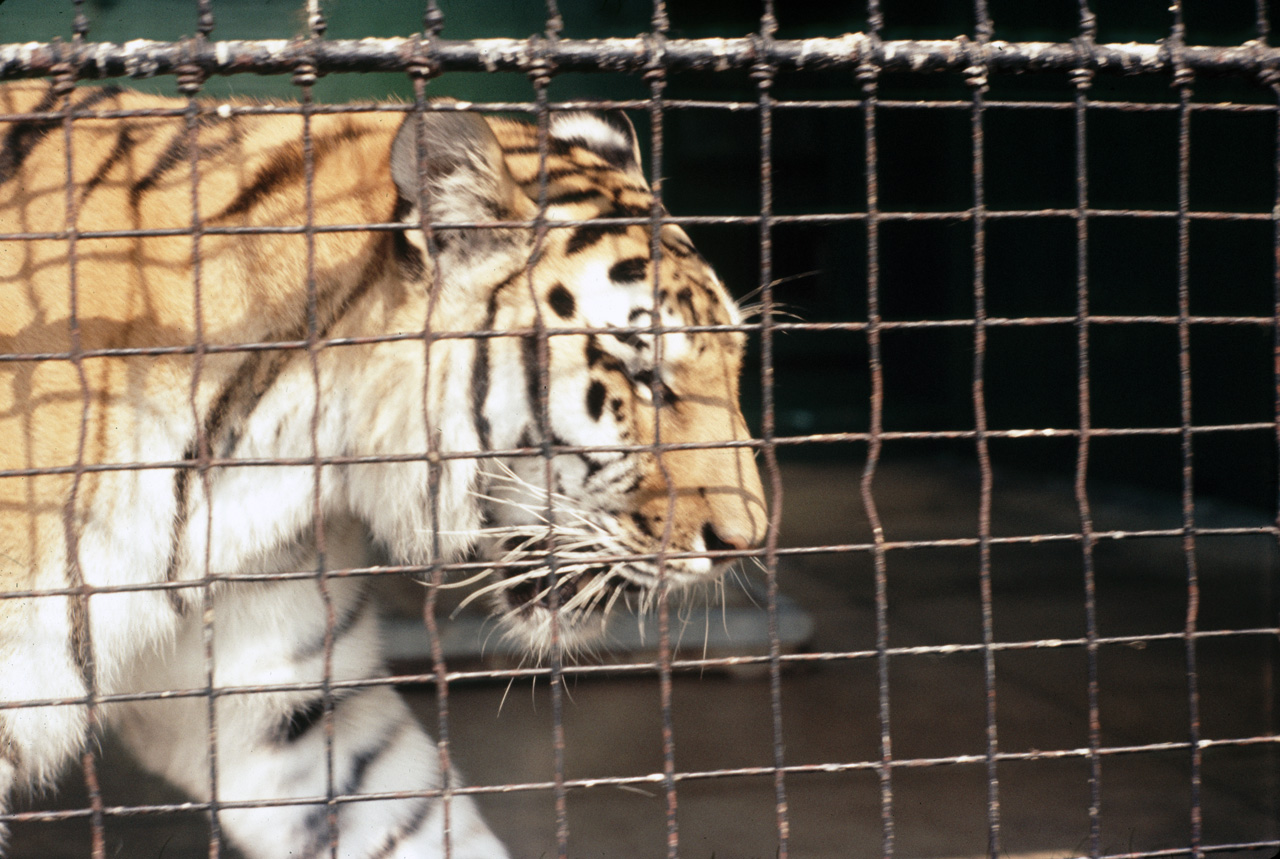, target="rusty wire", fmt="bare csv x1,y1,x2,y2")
7,33,1280,83
2,1,1280,859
